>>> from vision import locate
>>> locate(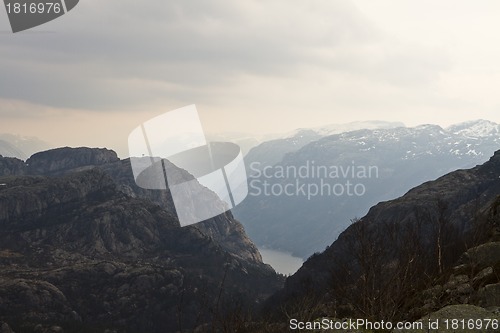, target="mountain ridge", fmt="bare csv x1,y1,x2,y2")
267,150,500,320
0,147,283,332
235,120,500,257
